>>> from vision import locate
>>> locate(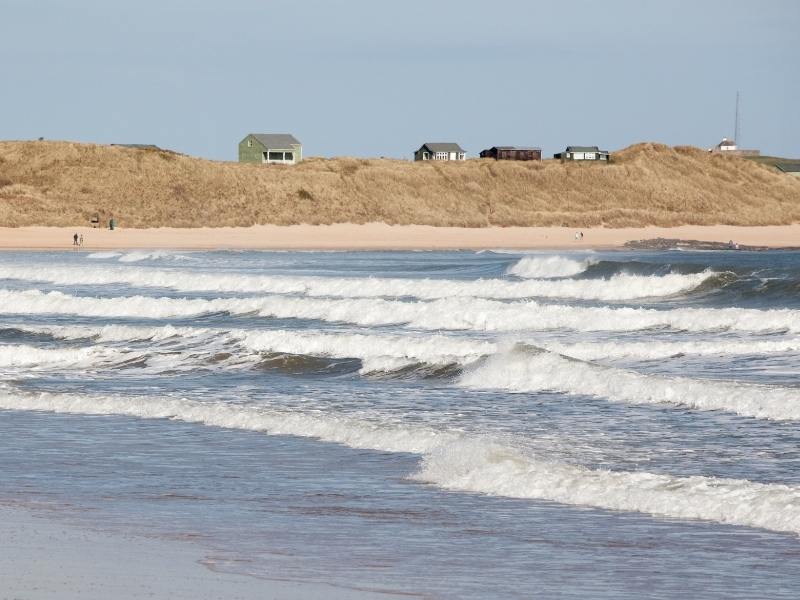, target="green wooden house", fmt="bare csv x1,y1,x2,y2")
239,133,302,165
